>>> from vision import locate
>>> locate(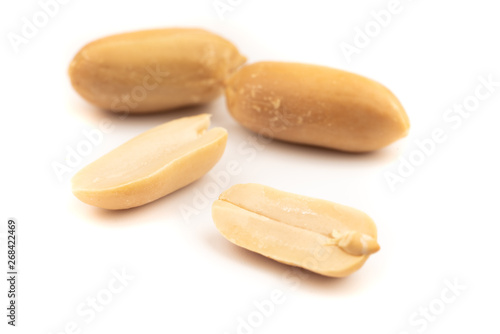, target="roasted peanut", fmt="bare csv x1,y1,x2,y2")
69,28,246,113
72,114,227,210
225,62,409,152
212,184,380,277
